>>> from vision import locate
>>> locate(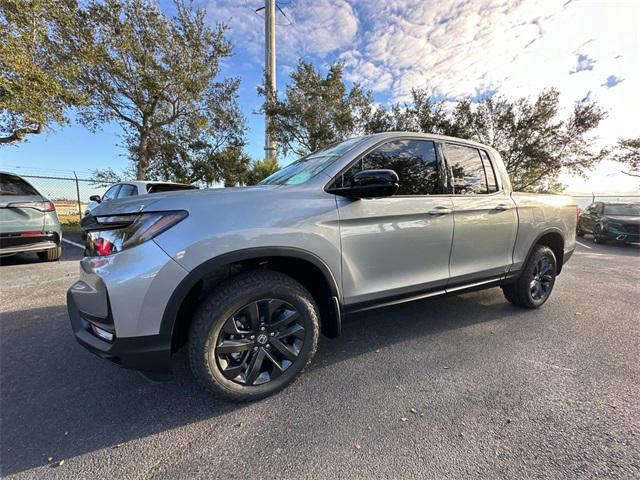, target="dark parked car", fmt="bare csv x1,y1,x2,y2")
577,202,640,244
